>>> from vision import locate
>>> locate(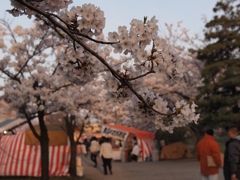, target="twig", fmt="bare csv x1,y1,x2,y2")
69,30,120,45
